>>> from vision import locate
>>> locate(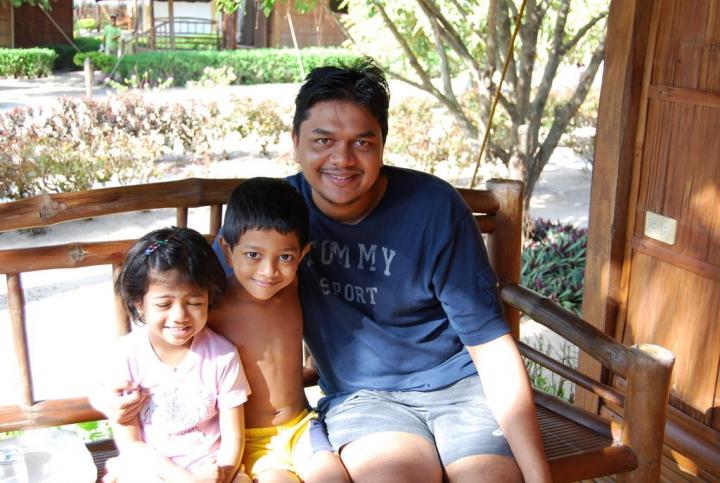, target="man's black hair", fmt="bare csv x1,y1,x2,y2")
115,226,226,323
222,177,309,250
292,57,390,142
